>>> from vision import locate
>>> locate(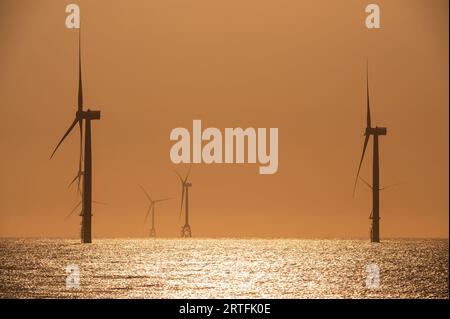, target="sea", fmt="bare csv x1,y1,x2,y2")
0,239,448,299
